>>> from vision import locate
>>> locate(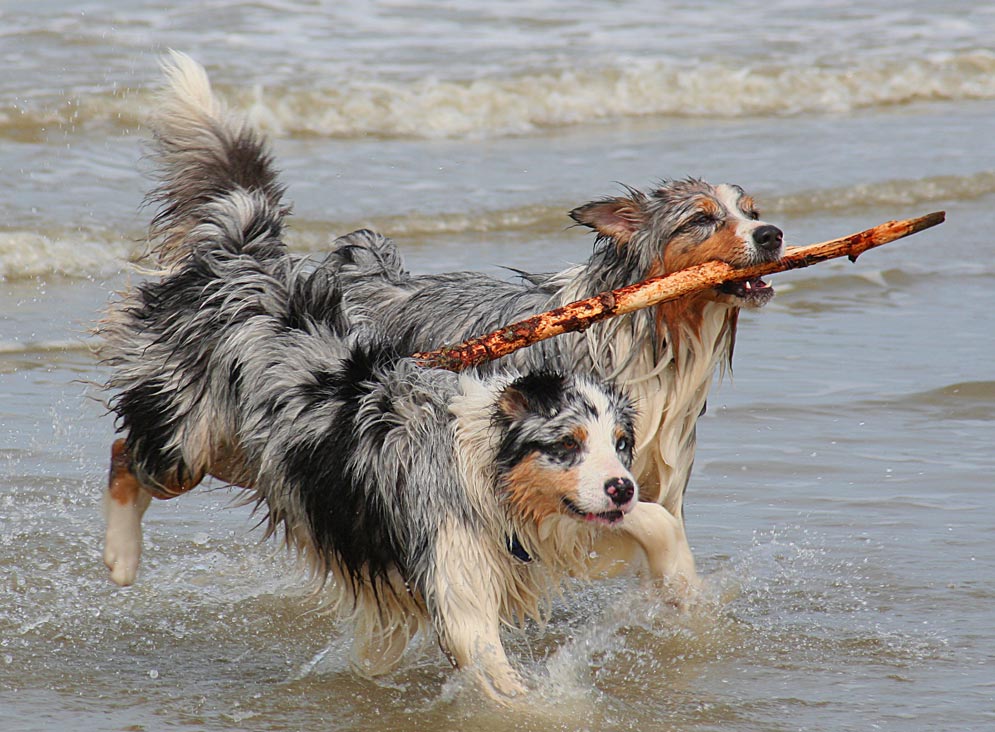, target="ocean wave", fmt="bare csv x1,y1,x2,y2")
0,210,576,281
0,338,93,355
301,170,995,244
6,51,995,140
0,230,136,280
331,203,568,239
738,381,995,425
1,169,991,281
769,171,995,215
297,169,993,241
867,381,995,422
